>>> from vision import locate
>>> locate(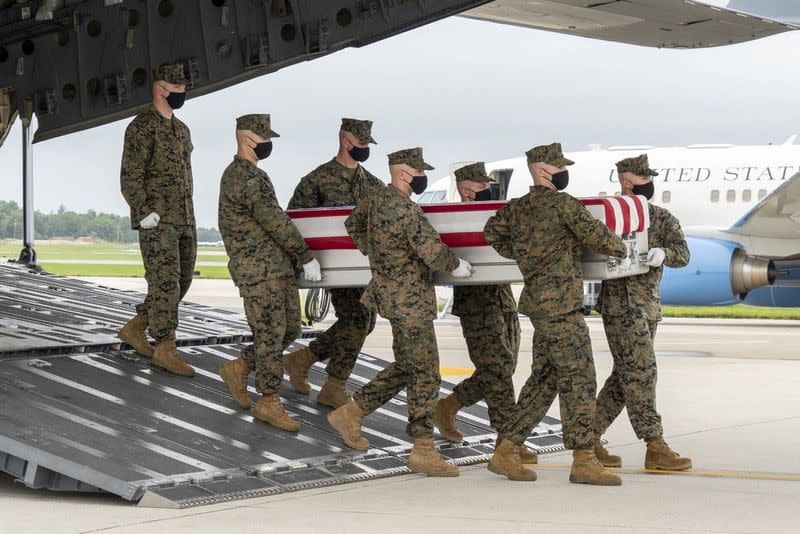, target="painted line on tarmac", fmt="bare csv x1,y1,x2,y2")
440,367,475,376
532,463,800,481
